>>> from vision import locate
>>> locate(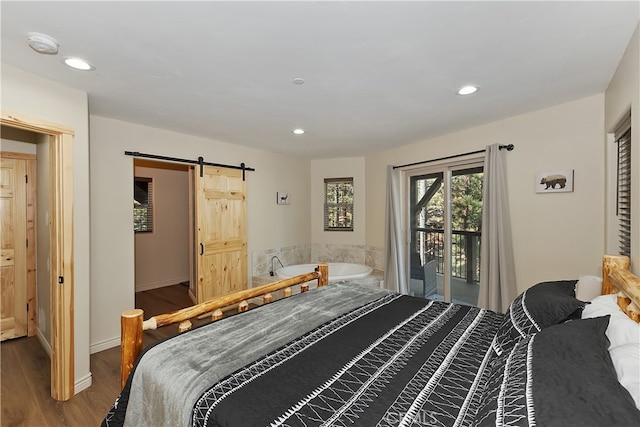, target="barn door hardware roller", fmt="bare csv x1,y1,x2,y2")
124,151,255,181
